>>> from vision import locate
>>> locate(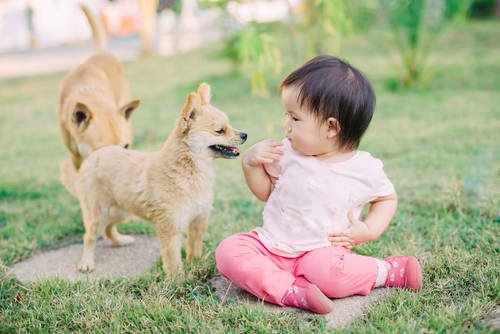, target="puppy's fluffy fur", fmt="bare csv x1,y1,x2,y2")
77,83,247,275
58,5,140,195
